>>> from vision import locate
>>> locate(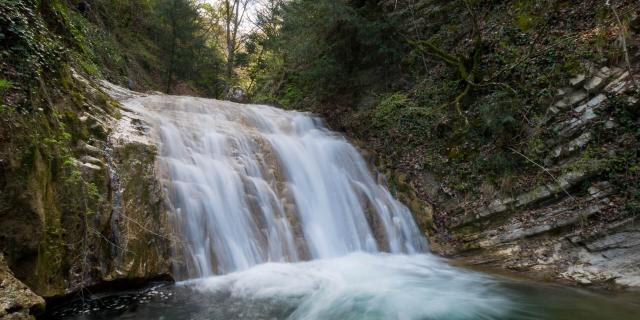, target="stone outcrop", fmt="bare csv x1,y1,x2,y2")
433,61,640,288
0,72,174,304
0,255,44,320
